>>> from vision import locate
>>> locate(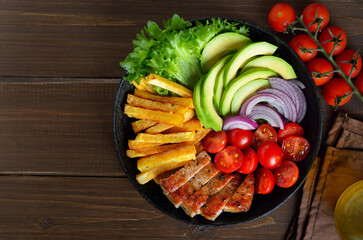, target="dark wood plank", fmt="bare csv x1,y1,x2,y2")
0,0,362,78
0,176,298,240
0,78,124,176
